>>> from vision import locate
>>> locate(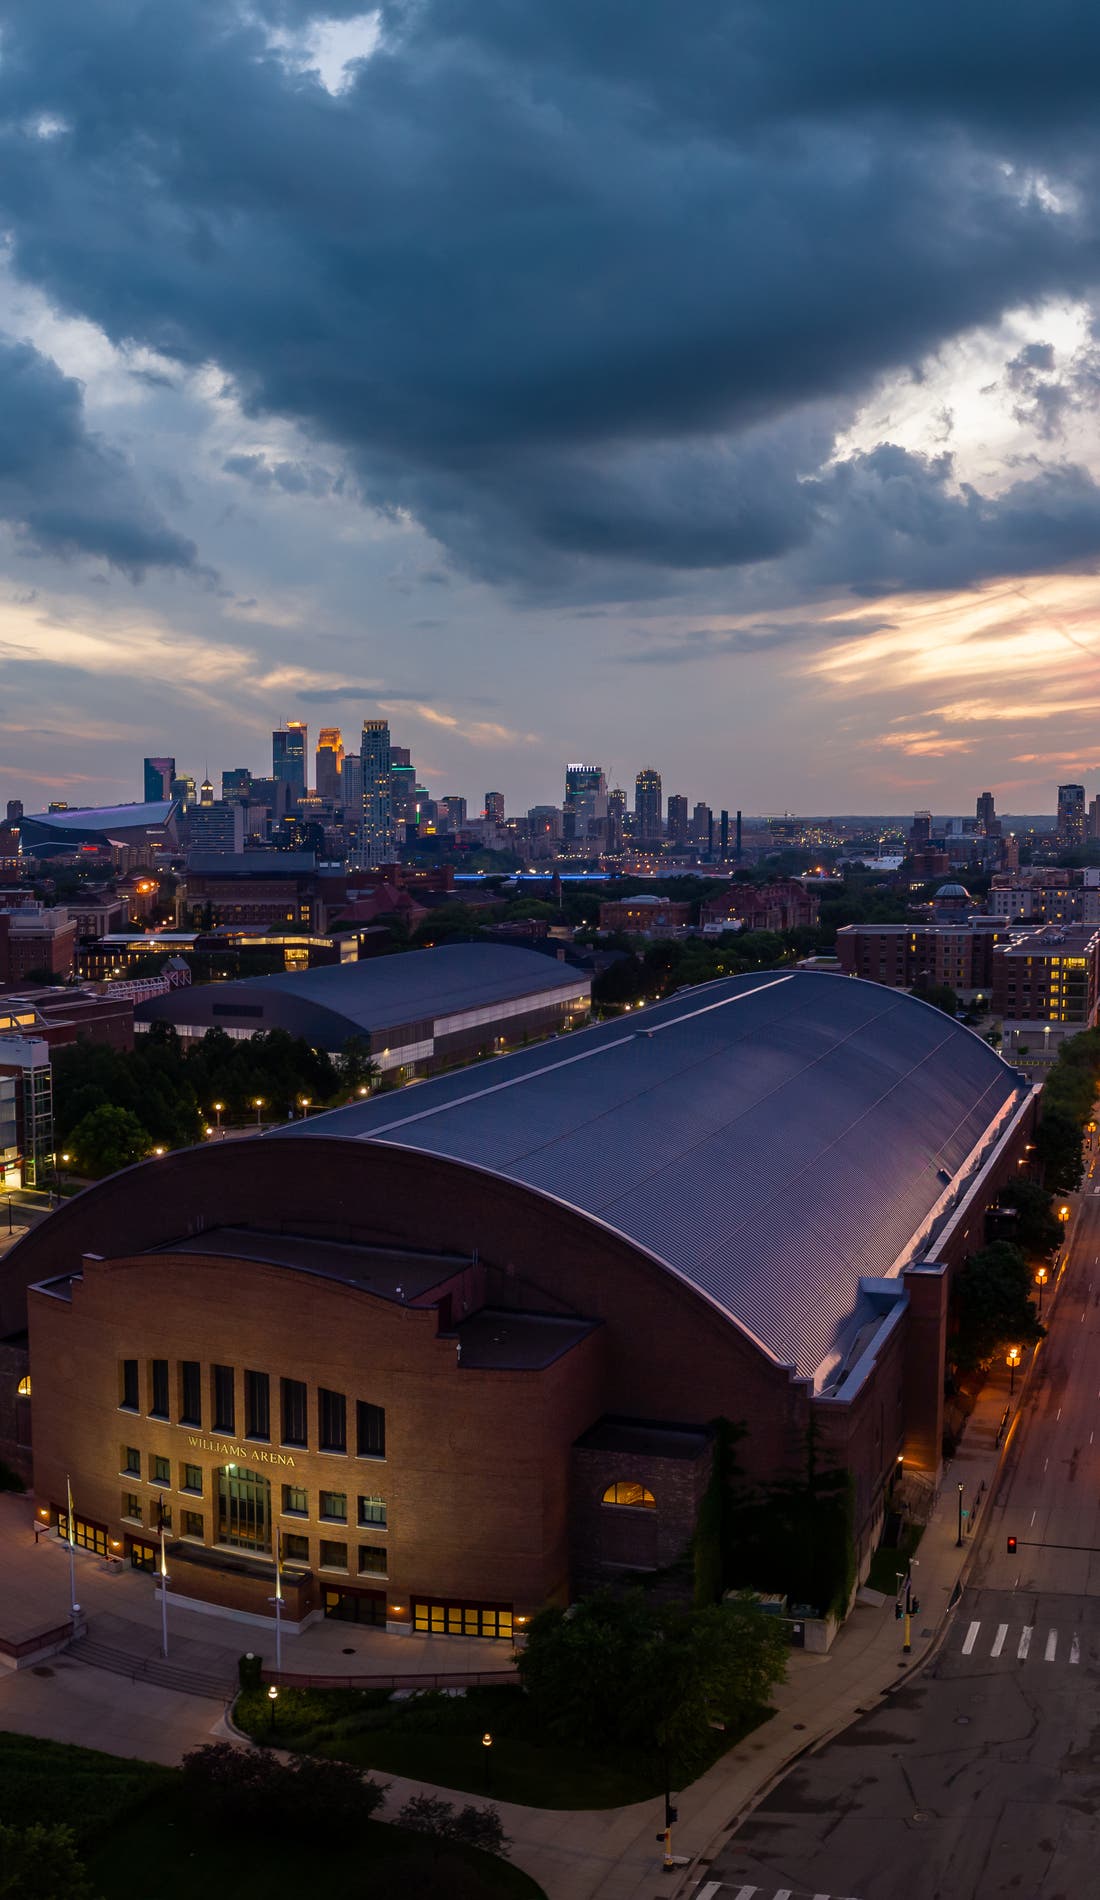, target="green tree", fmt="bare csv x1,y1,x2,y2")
517,1591,786,1773
336,1035,380,1095
911,981,958,1017
952,1241,1043,1371
998,1180,1062,1258
1035,1107,1085,1192
69,1105,152,1178
0,1822,99,1899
